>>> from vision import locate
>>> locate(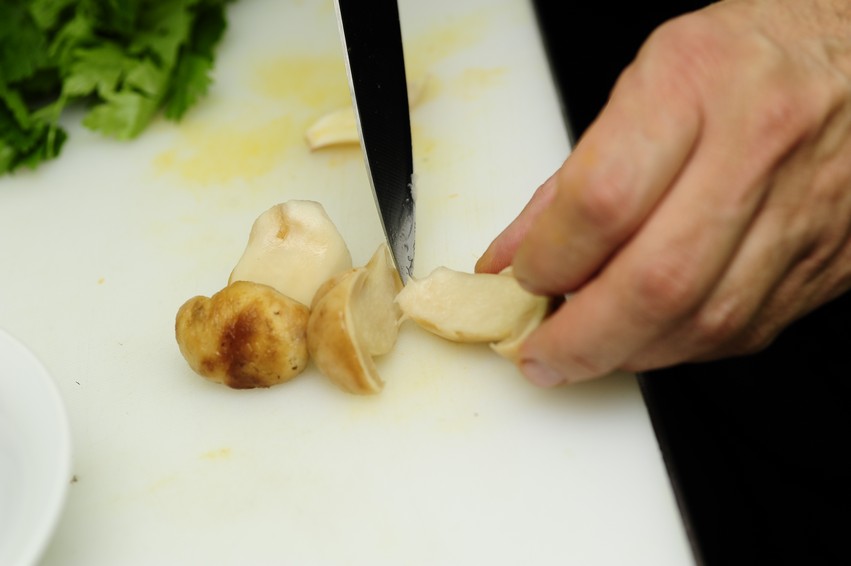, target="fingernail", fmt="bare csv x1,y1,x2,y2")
474,247,493,273
520,359,563,387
